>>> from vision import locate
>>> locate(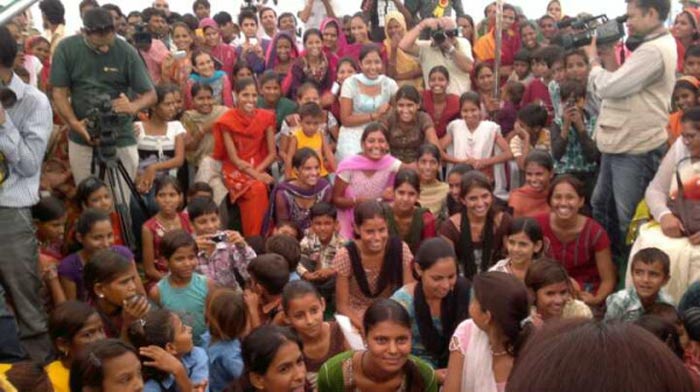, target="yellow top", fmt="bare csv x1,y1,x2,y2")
292,128,328,177
45,360,70,392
